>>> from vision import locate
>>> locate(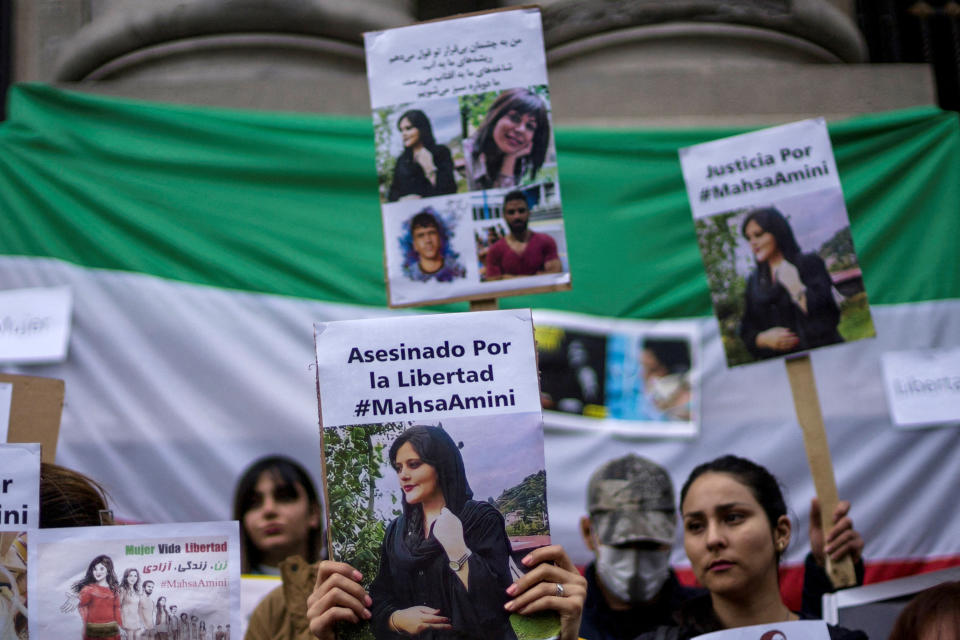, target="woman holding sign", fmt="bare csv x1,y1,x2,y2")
367,425,518,639
638,456,866,640
388,109,457,202
738,207,843,360
464,88,551,190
